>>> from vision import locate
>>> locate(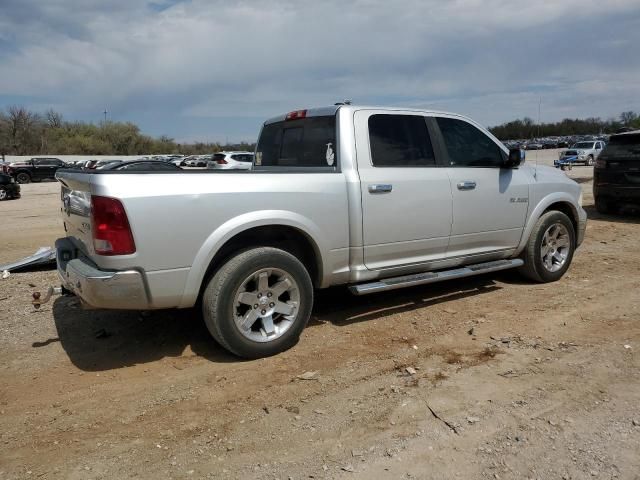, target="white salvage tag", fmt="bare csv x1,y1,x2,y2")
325,142,335,166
